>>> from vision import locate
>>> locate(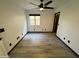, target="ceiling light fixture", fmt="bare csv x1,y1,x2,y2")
40,8,44,11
